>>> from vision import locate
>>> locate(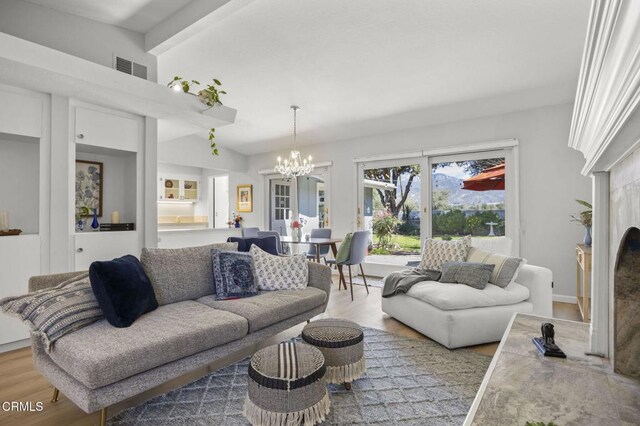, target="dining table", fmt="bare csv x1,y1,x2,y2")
279,236,342,263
